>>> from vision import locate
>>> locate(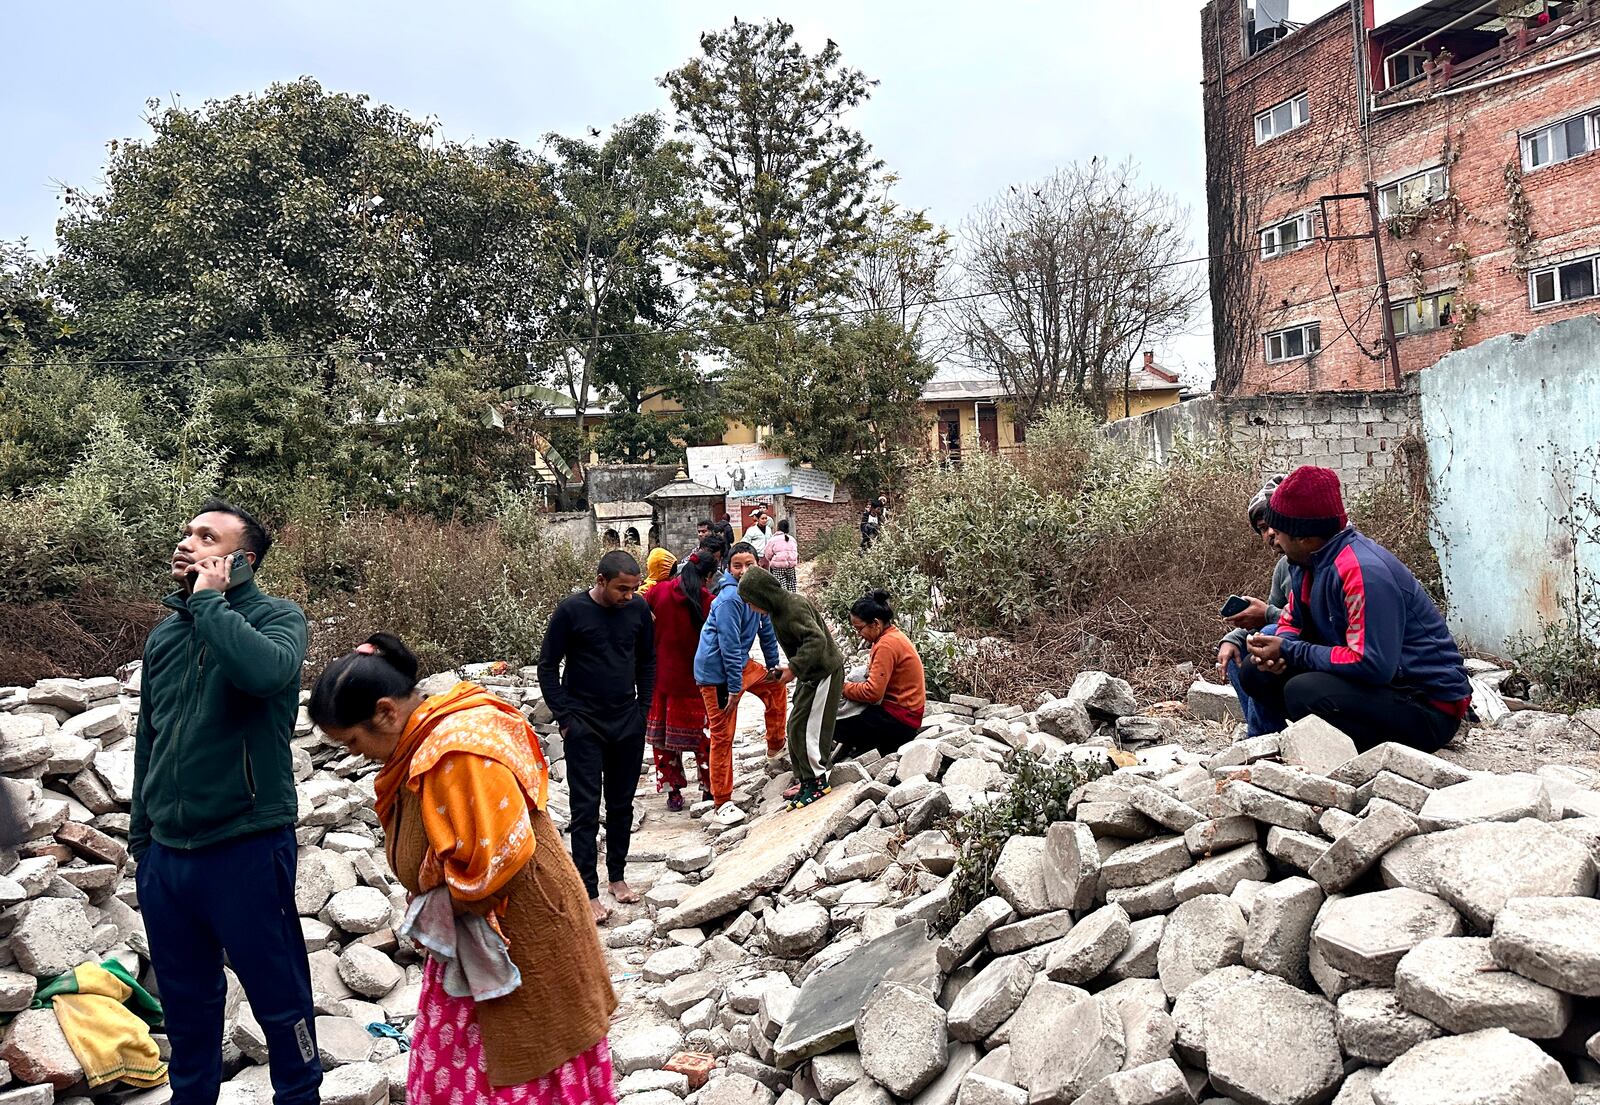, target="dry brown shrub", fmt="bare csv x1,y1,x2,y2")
0,584,165,684
957,442,1442,705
